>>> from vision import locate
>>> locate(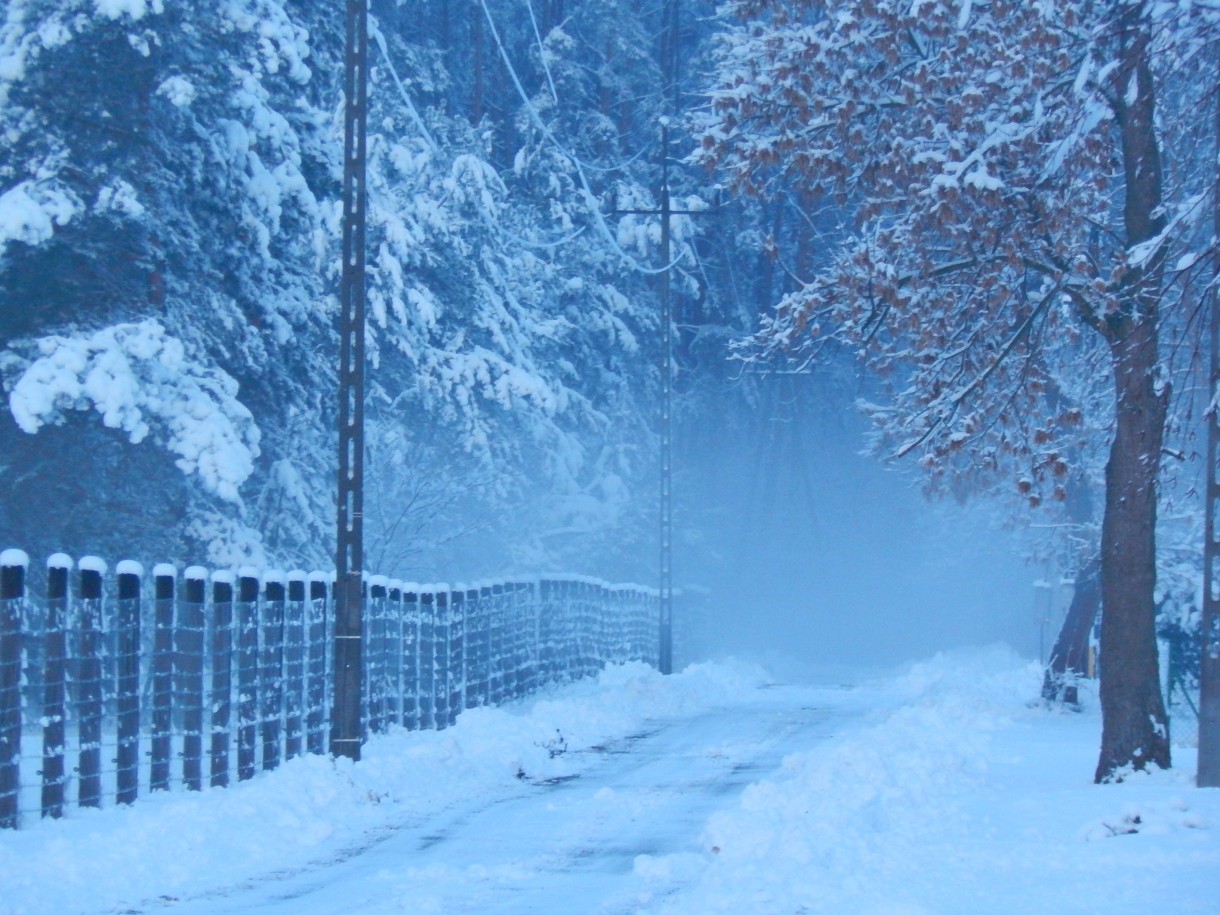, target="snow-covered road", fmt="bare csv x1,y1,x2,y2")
4,653,1217,915
137,688,843,915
